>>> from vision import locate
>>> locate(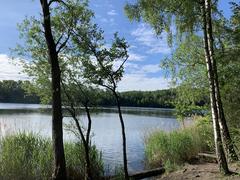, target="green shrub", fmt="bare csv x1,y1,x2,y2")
0,133,103,179
145,116,213,171
230,128,240,151
195,116,214,151
65,142,104,179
